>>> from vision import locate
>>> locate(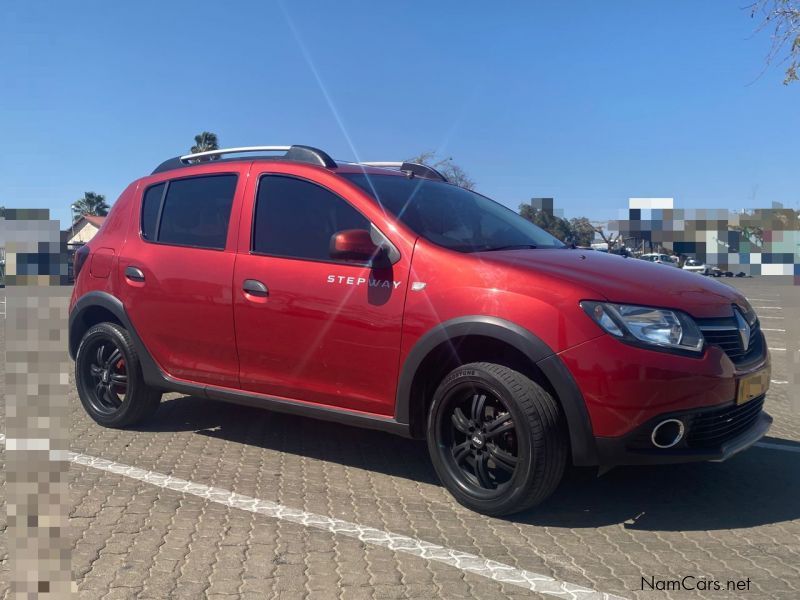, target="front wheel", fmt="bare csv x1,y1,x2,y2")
426,362,567,516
